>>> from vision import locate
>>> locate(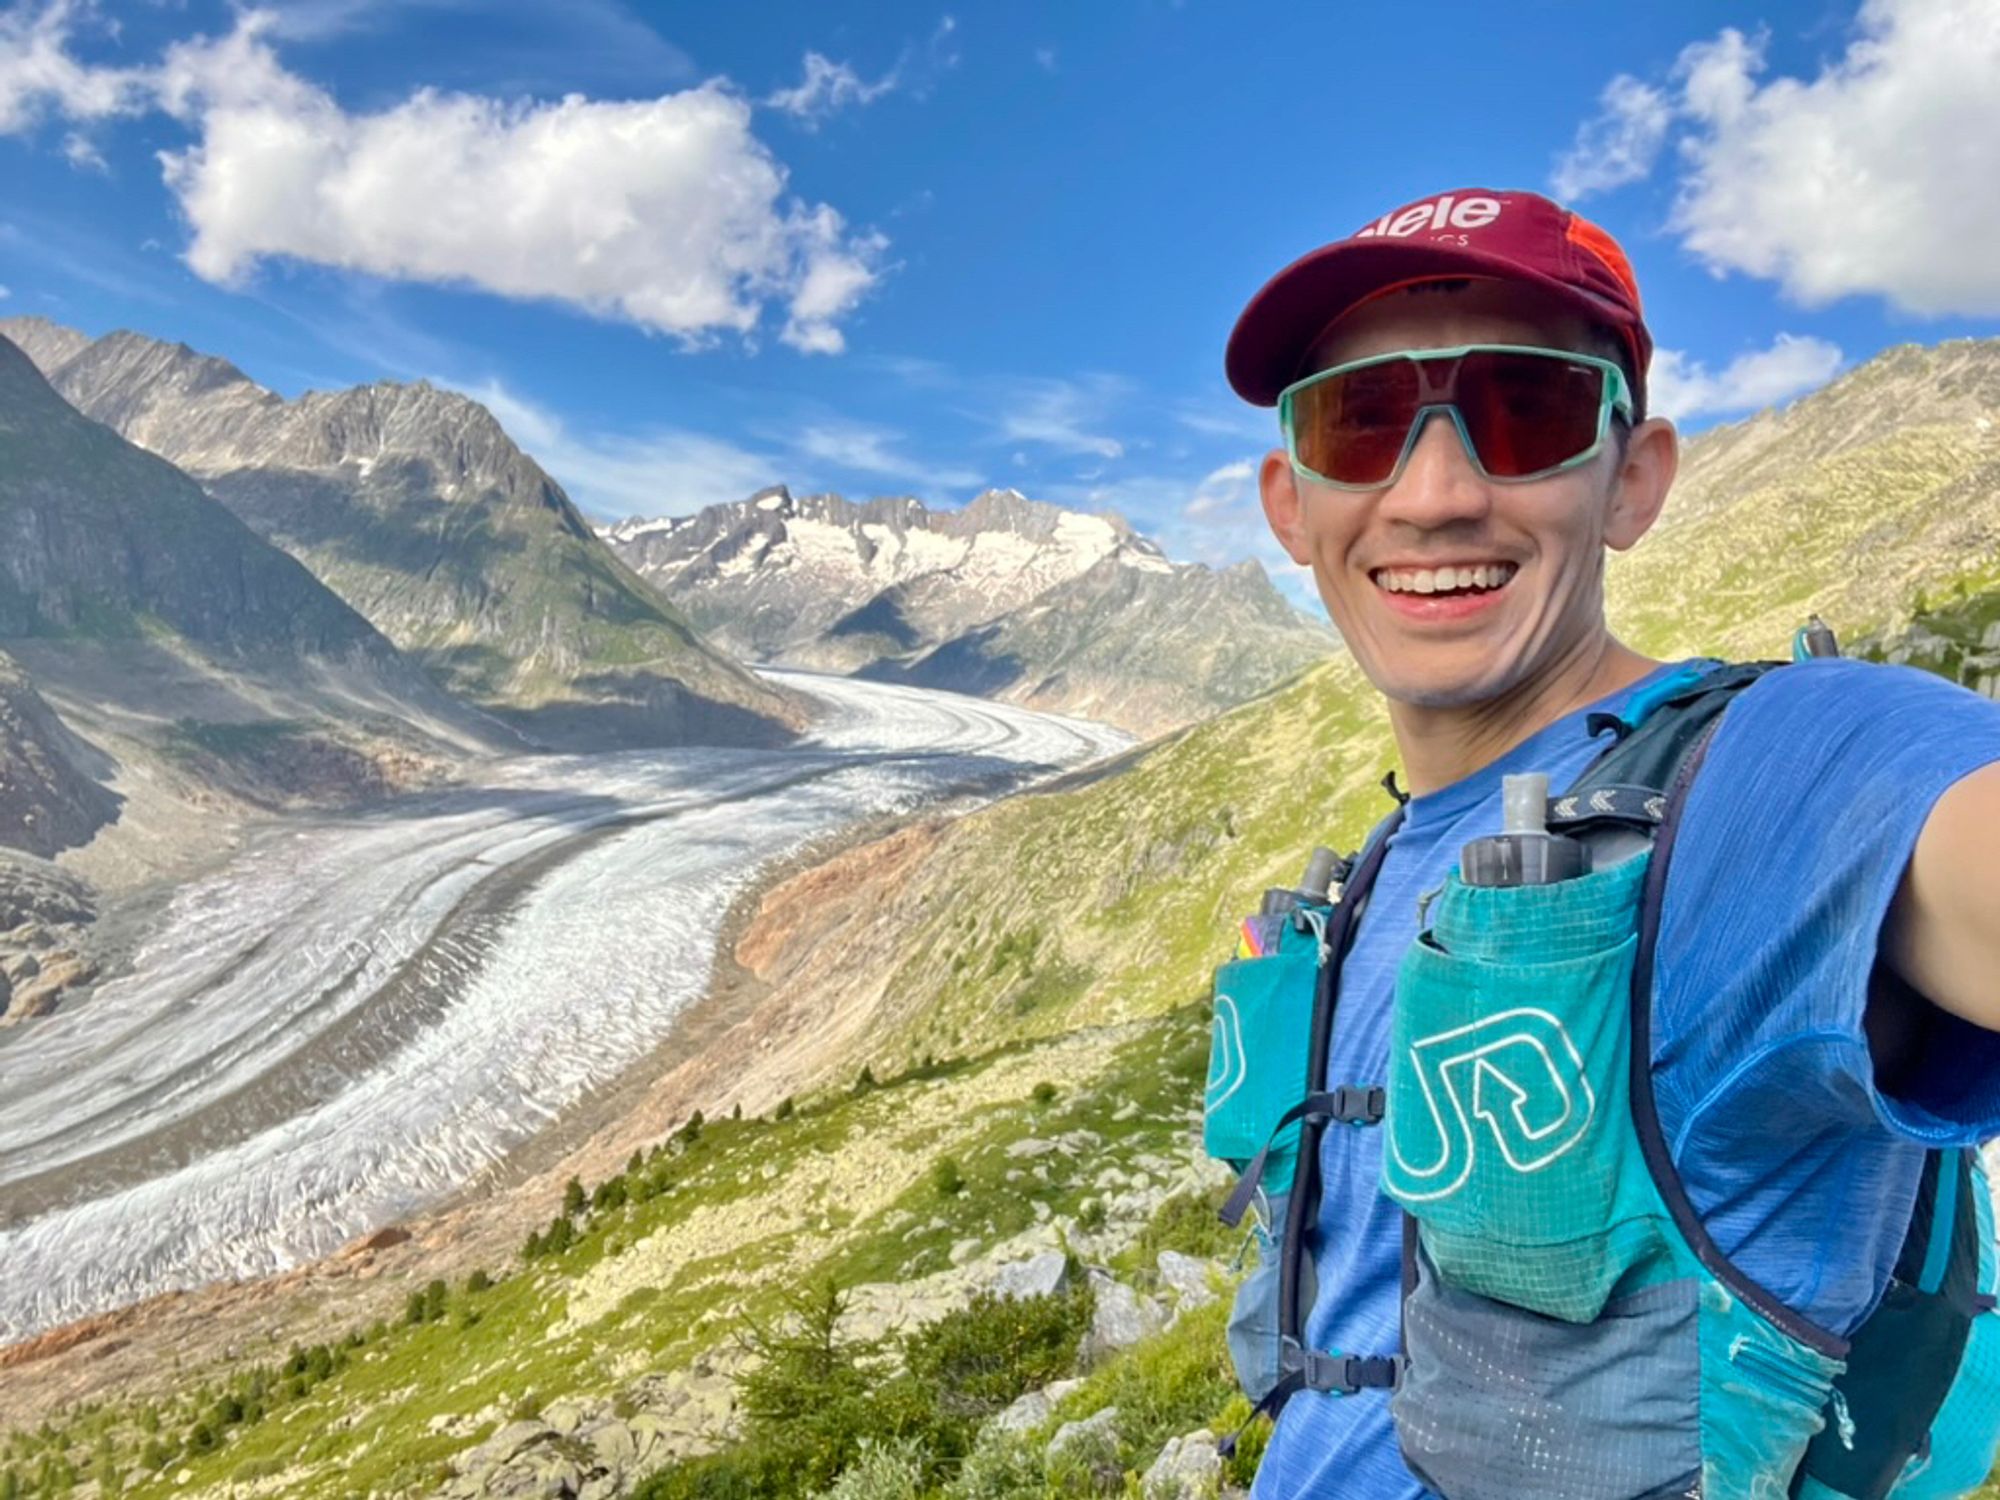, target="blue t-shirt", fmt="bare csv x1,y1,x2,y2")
1254,657,2000,1500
